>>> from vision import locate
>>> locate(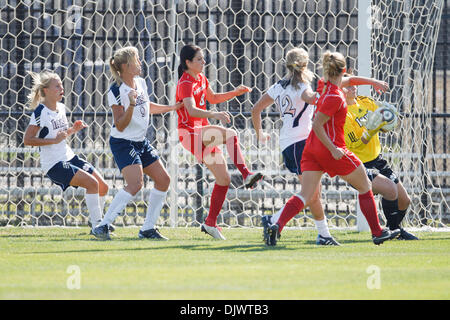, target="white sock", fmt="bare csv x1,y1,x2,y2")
271,207,283,225
100,189,133,226
85,193,101,227
99,196,105,214
314,217,331,238
141,189,167,231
